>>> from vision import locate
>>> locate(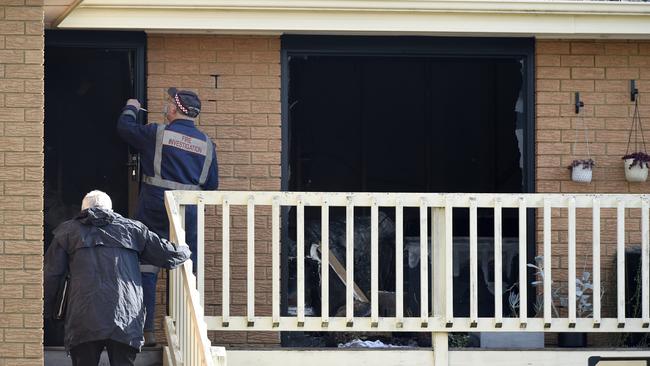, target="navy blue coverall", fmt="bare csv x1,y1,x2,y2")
117,105,218,332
